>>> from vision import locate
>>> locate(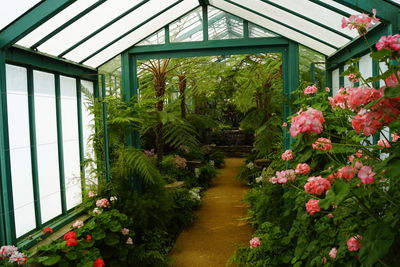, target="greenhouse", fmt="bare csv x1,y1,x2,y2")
0,0,400,266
